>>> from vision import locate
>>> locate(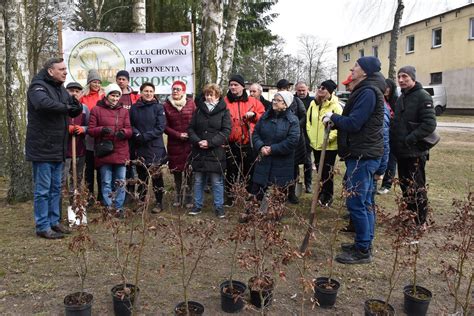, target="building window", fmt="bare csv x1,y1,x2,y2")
359,49,365,57
406,35,415,53
343,53,350,62
432,28,442,47
470,18,474,39
372,46,378,57
430,72,442,84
